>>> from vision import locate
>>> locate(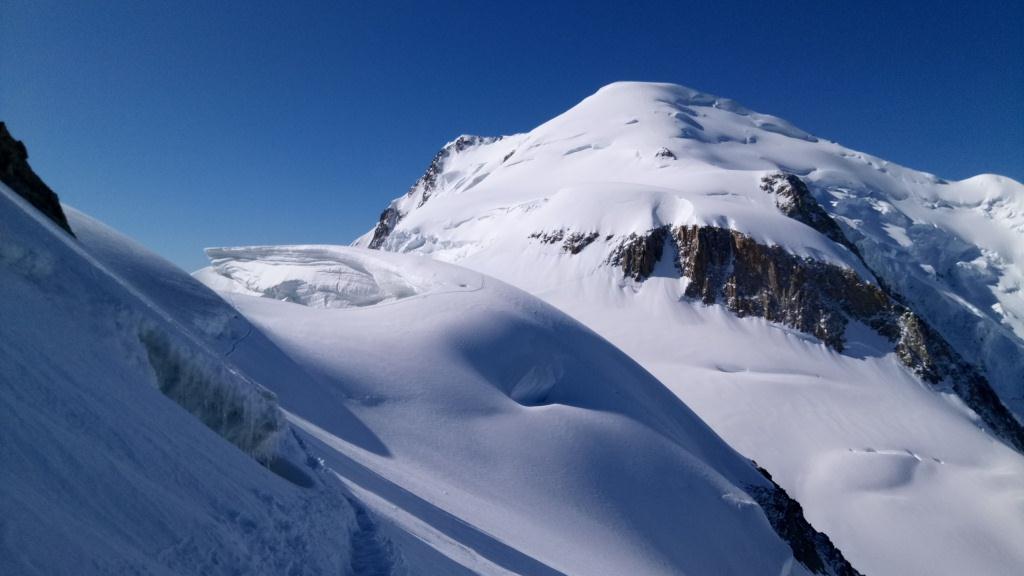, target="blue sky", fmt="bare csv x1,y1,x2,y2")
2,1,1021,271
